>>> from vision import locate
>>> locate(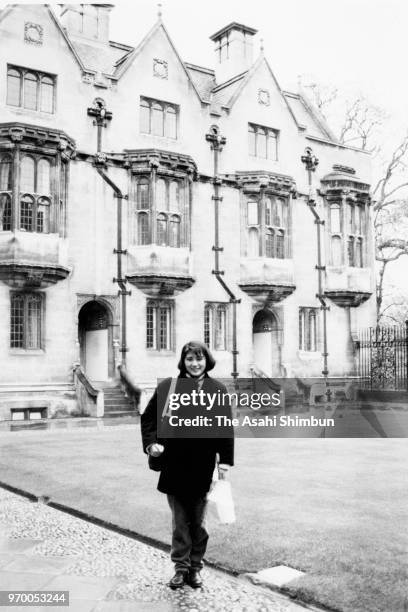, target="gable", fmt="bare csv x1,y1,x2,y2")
115,20,202,103
0,5,85,75
229,58,299,135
